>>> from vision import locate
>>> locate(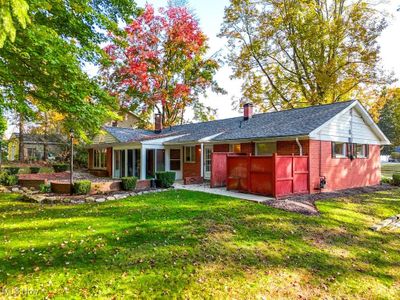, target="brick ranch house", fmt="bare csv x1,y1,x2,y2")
88,100,389,197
